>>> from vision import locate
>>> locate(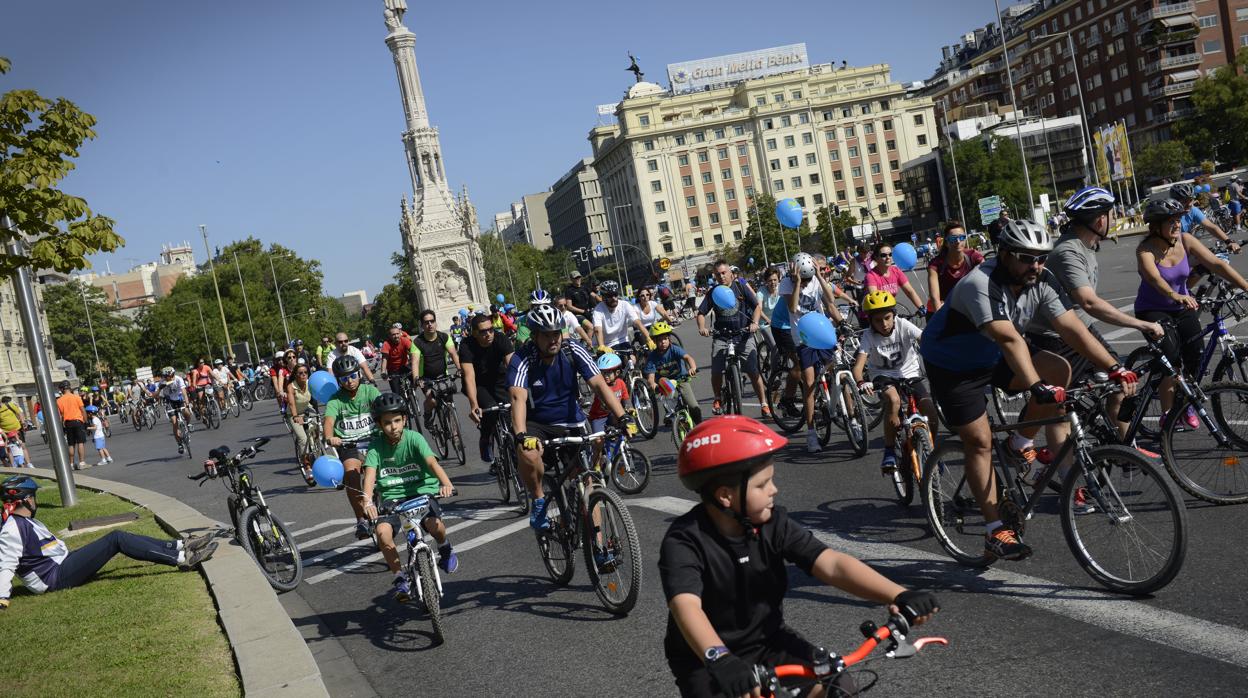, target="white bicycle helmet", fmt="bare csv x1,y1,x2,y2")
527,303,563,332
1063,187,1115,217
529,288,553,305
792,252,816,280
997,219,1054,253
